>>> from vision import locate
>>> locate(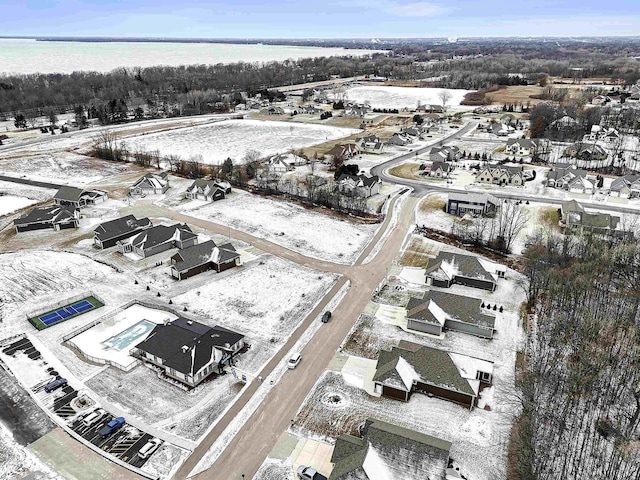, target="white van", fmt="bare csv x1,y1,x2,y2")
288,353,302,369
138,438,162,459
82,408,105,427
